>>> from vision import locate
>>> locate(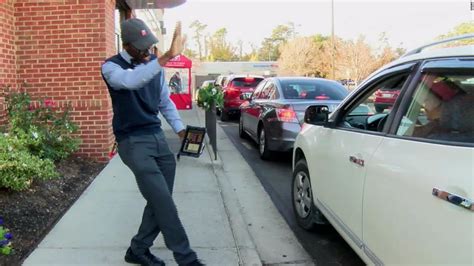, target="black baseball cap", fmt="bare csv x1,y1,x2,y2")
121,18,159,51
